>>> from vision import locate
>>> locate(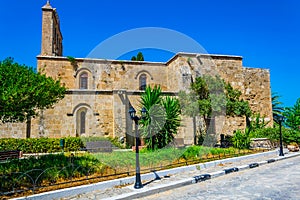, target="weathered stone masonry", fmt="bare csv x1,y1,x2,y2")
0,2,273,145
